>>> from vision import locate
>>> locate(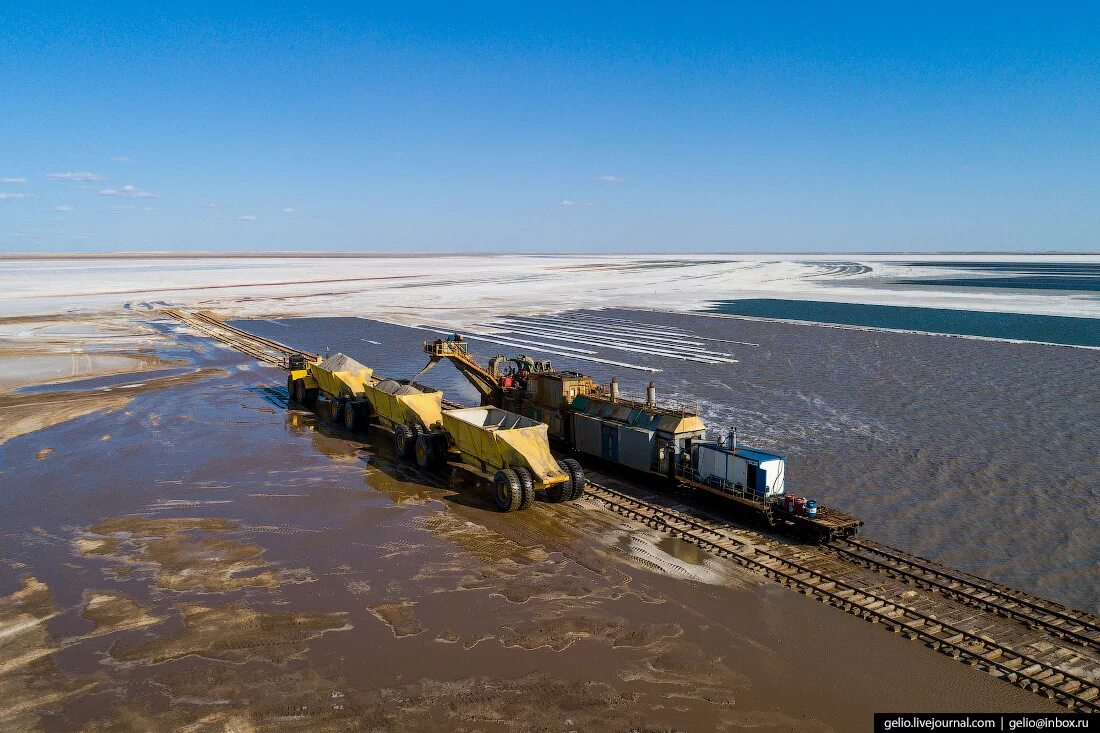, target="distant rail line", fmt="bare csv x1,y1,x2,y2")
162,308,1100,712
829,538,1100,651
162,309,316,366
